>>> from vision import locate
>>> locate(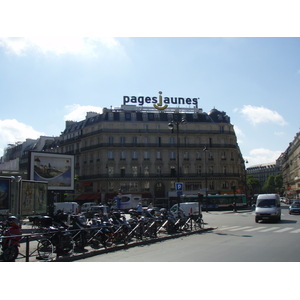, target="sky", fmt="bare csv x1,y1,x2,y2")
0,37,299,167
0,1,299,168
